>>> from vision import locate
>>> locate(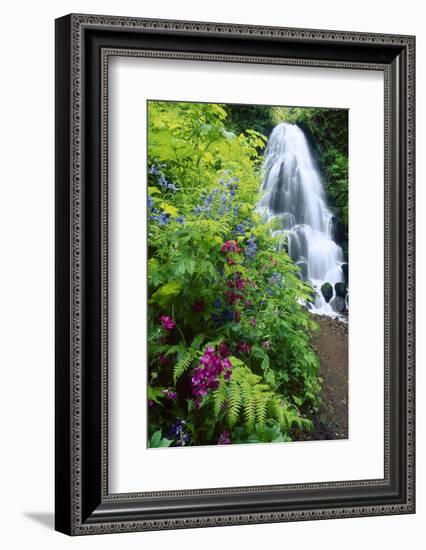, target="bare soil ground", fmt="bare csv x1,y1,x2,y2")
308,314,348,440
